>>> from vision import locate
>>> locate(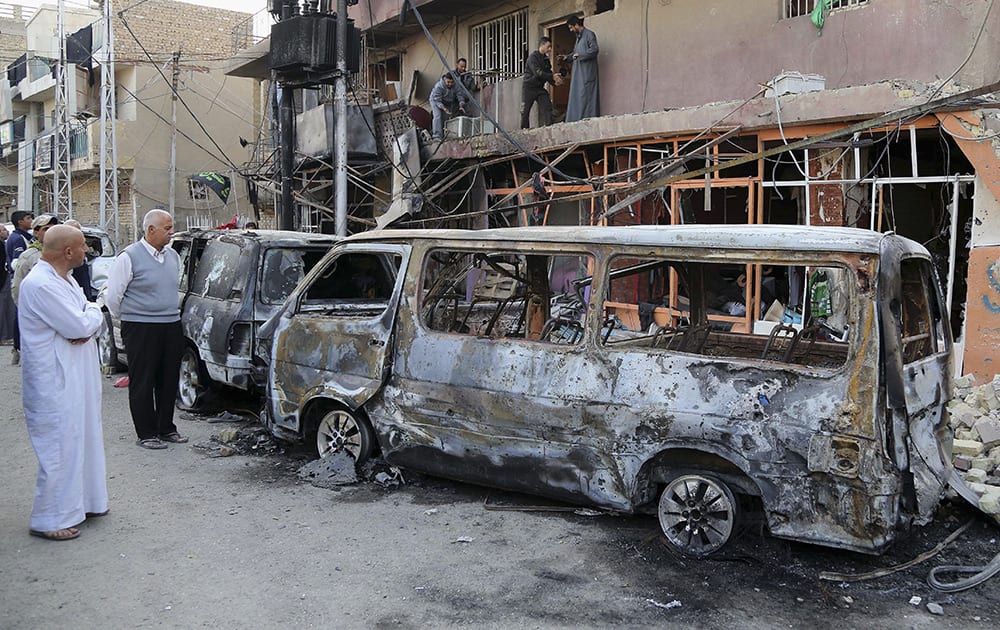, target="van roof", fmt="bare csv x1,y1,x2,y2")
347,224,919,256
